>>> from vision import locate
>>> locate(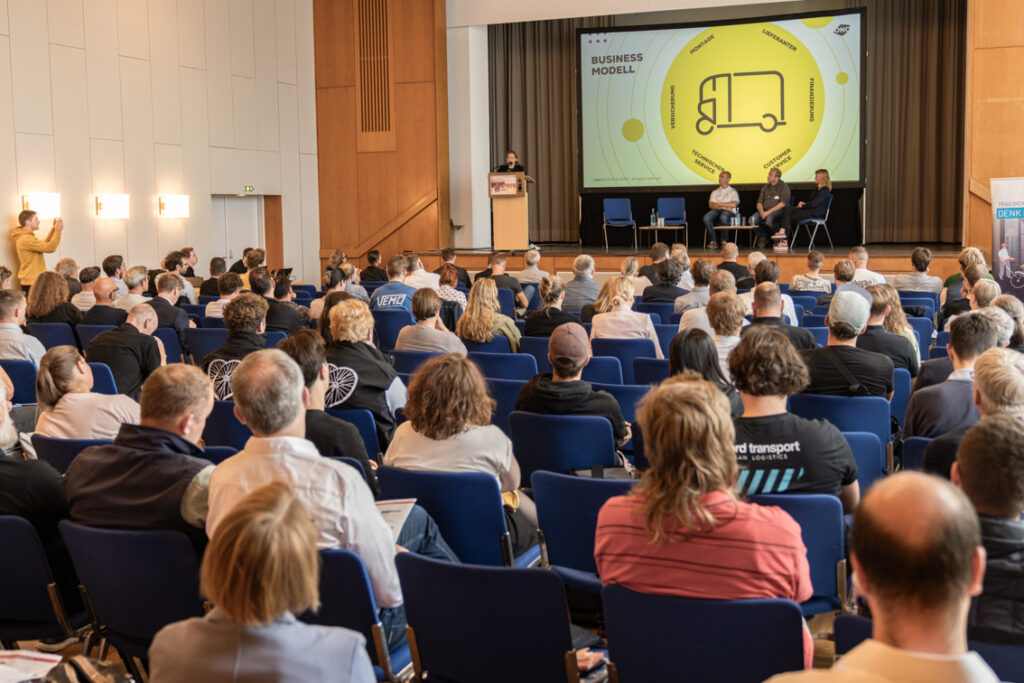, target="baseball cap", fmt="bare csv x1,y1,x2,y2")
548,322,590,370
828,290,870,333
